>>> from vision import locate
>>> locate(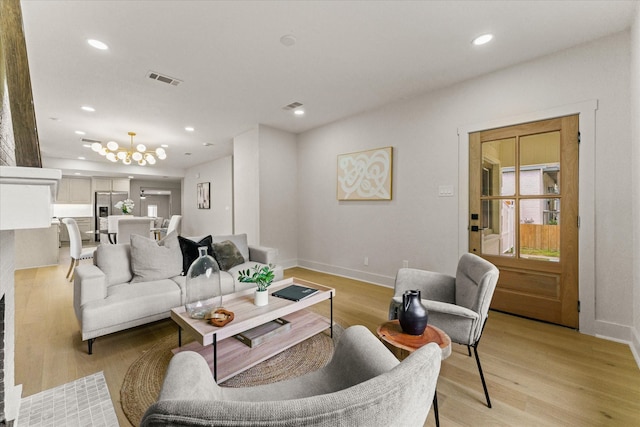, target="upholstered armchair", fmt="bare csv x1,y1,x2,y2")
389,253,499,407
141,325,441,426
